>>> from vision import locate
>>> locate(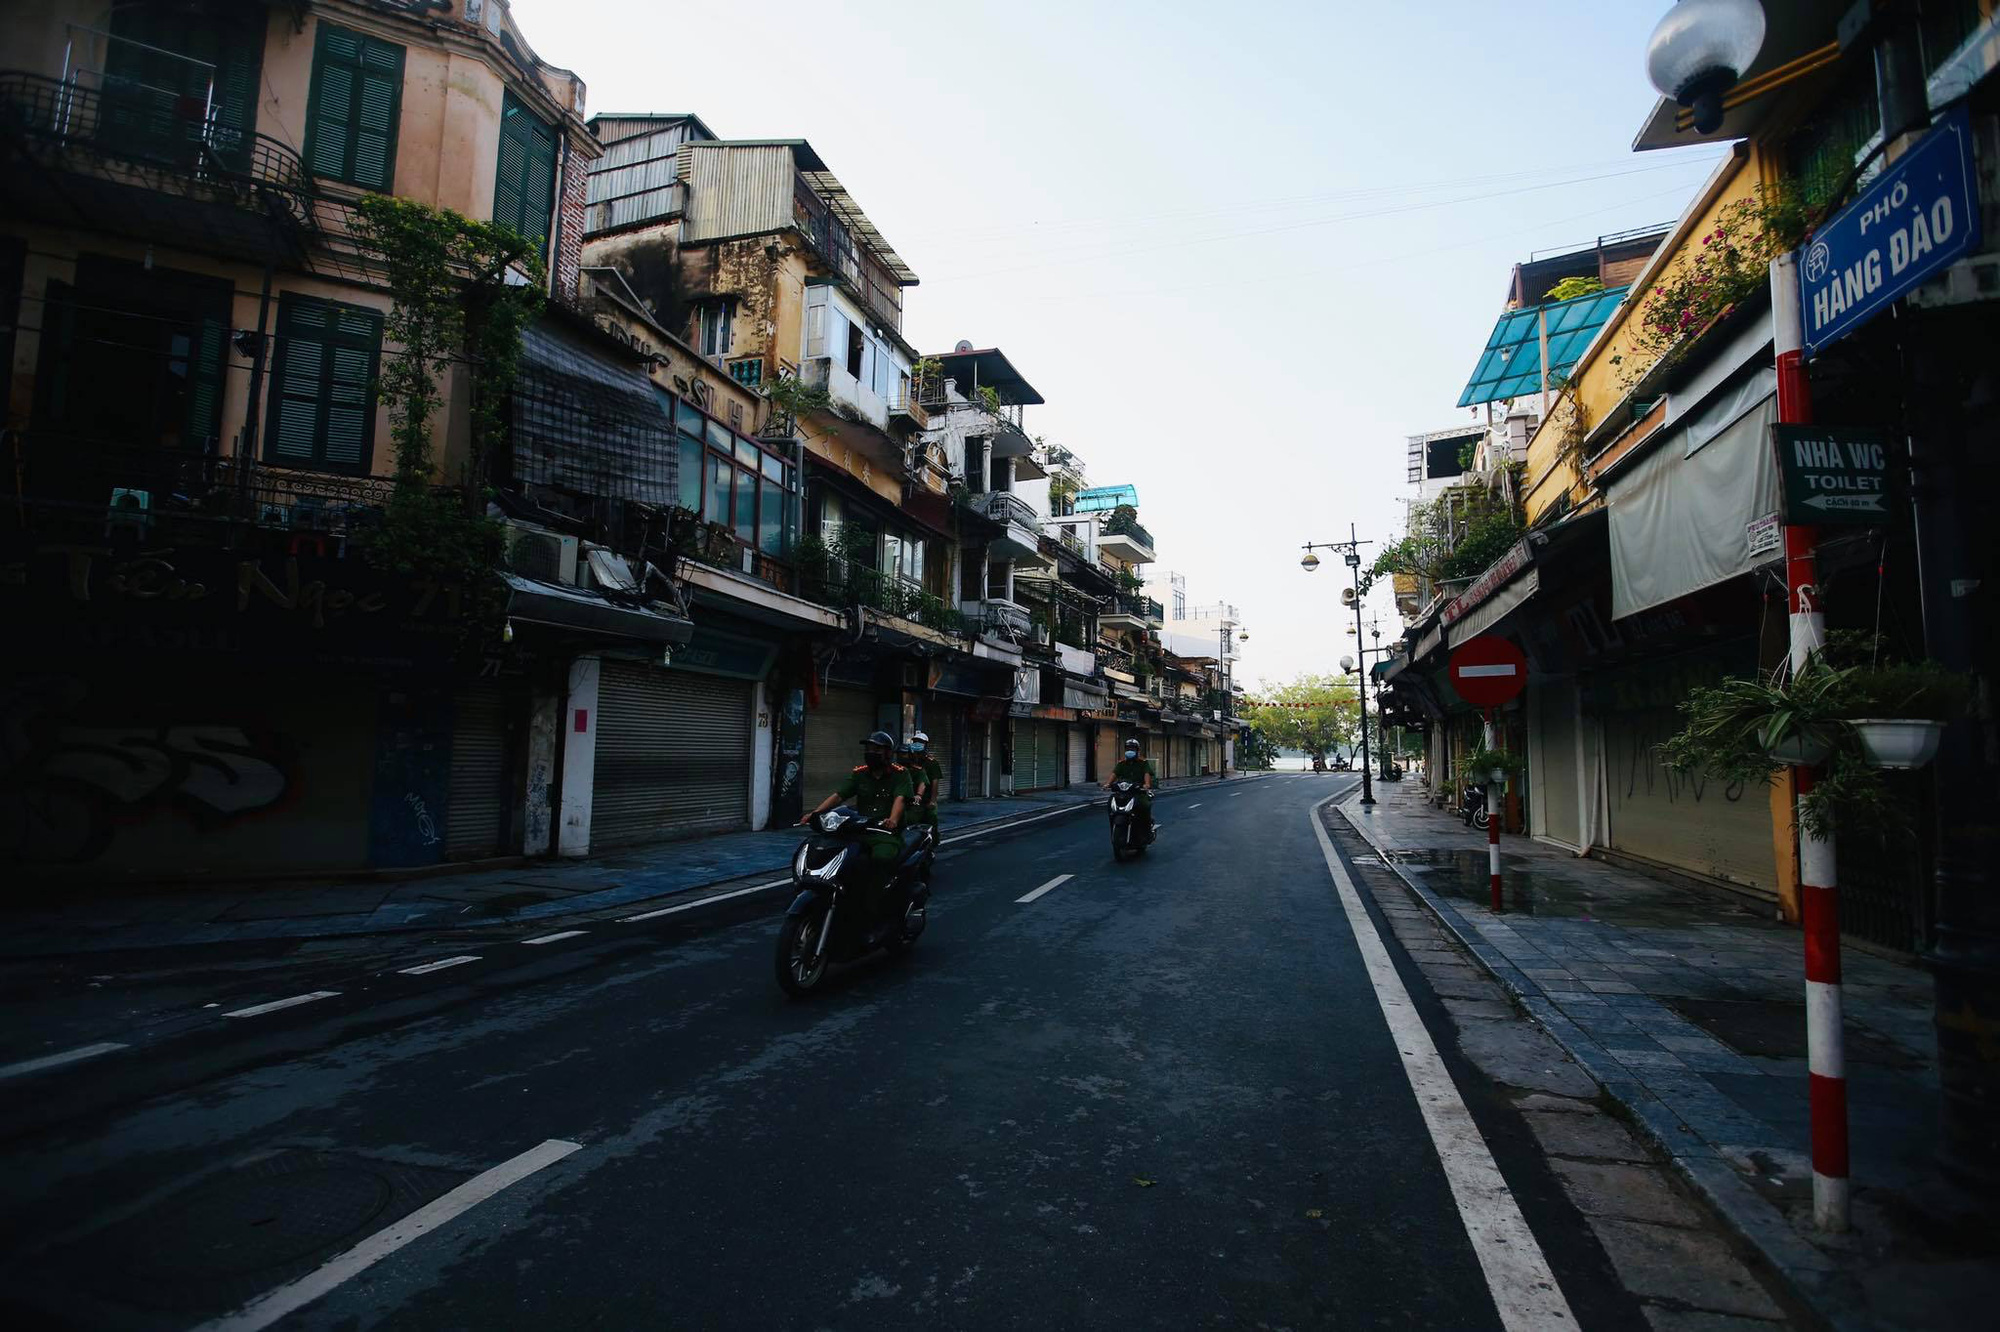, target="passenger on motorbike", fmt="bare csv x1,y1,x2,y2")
802,731,912,907
1105,740,1157,837
903,730,943,831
